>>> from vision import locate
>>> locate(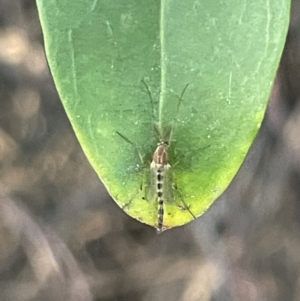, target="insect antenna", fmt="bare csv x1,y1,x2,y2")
141,78,157,124
168,83,189,144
